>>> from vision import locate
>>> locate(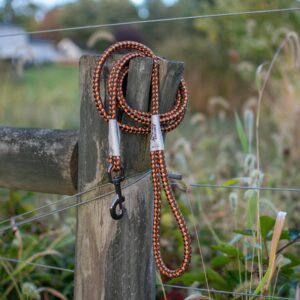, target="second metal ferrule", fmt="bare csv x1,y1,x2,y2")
108,119,121,156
